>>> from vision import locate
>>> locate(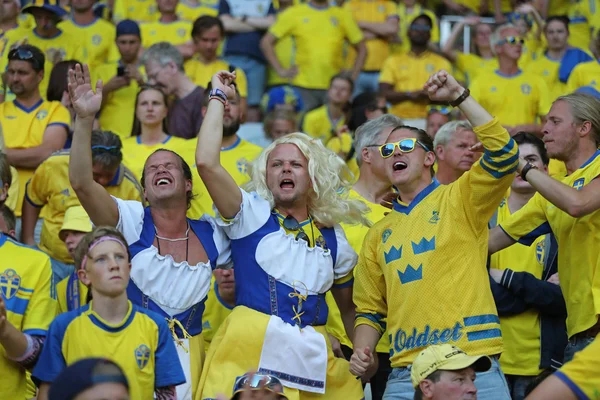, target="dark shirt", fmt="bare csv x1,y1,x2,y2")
168,86,205,139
